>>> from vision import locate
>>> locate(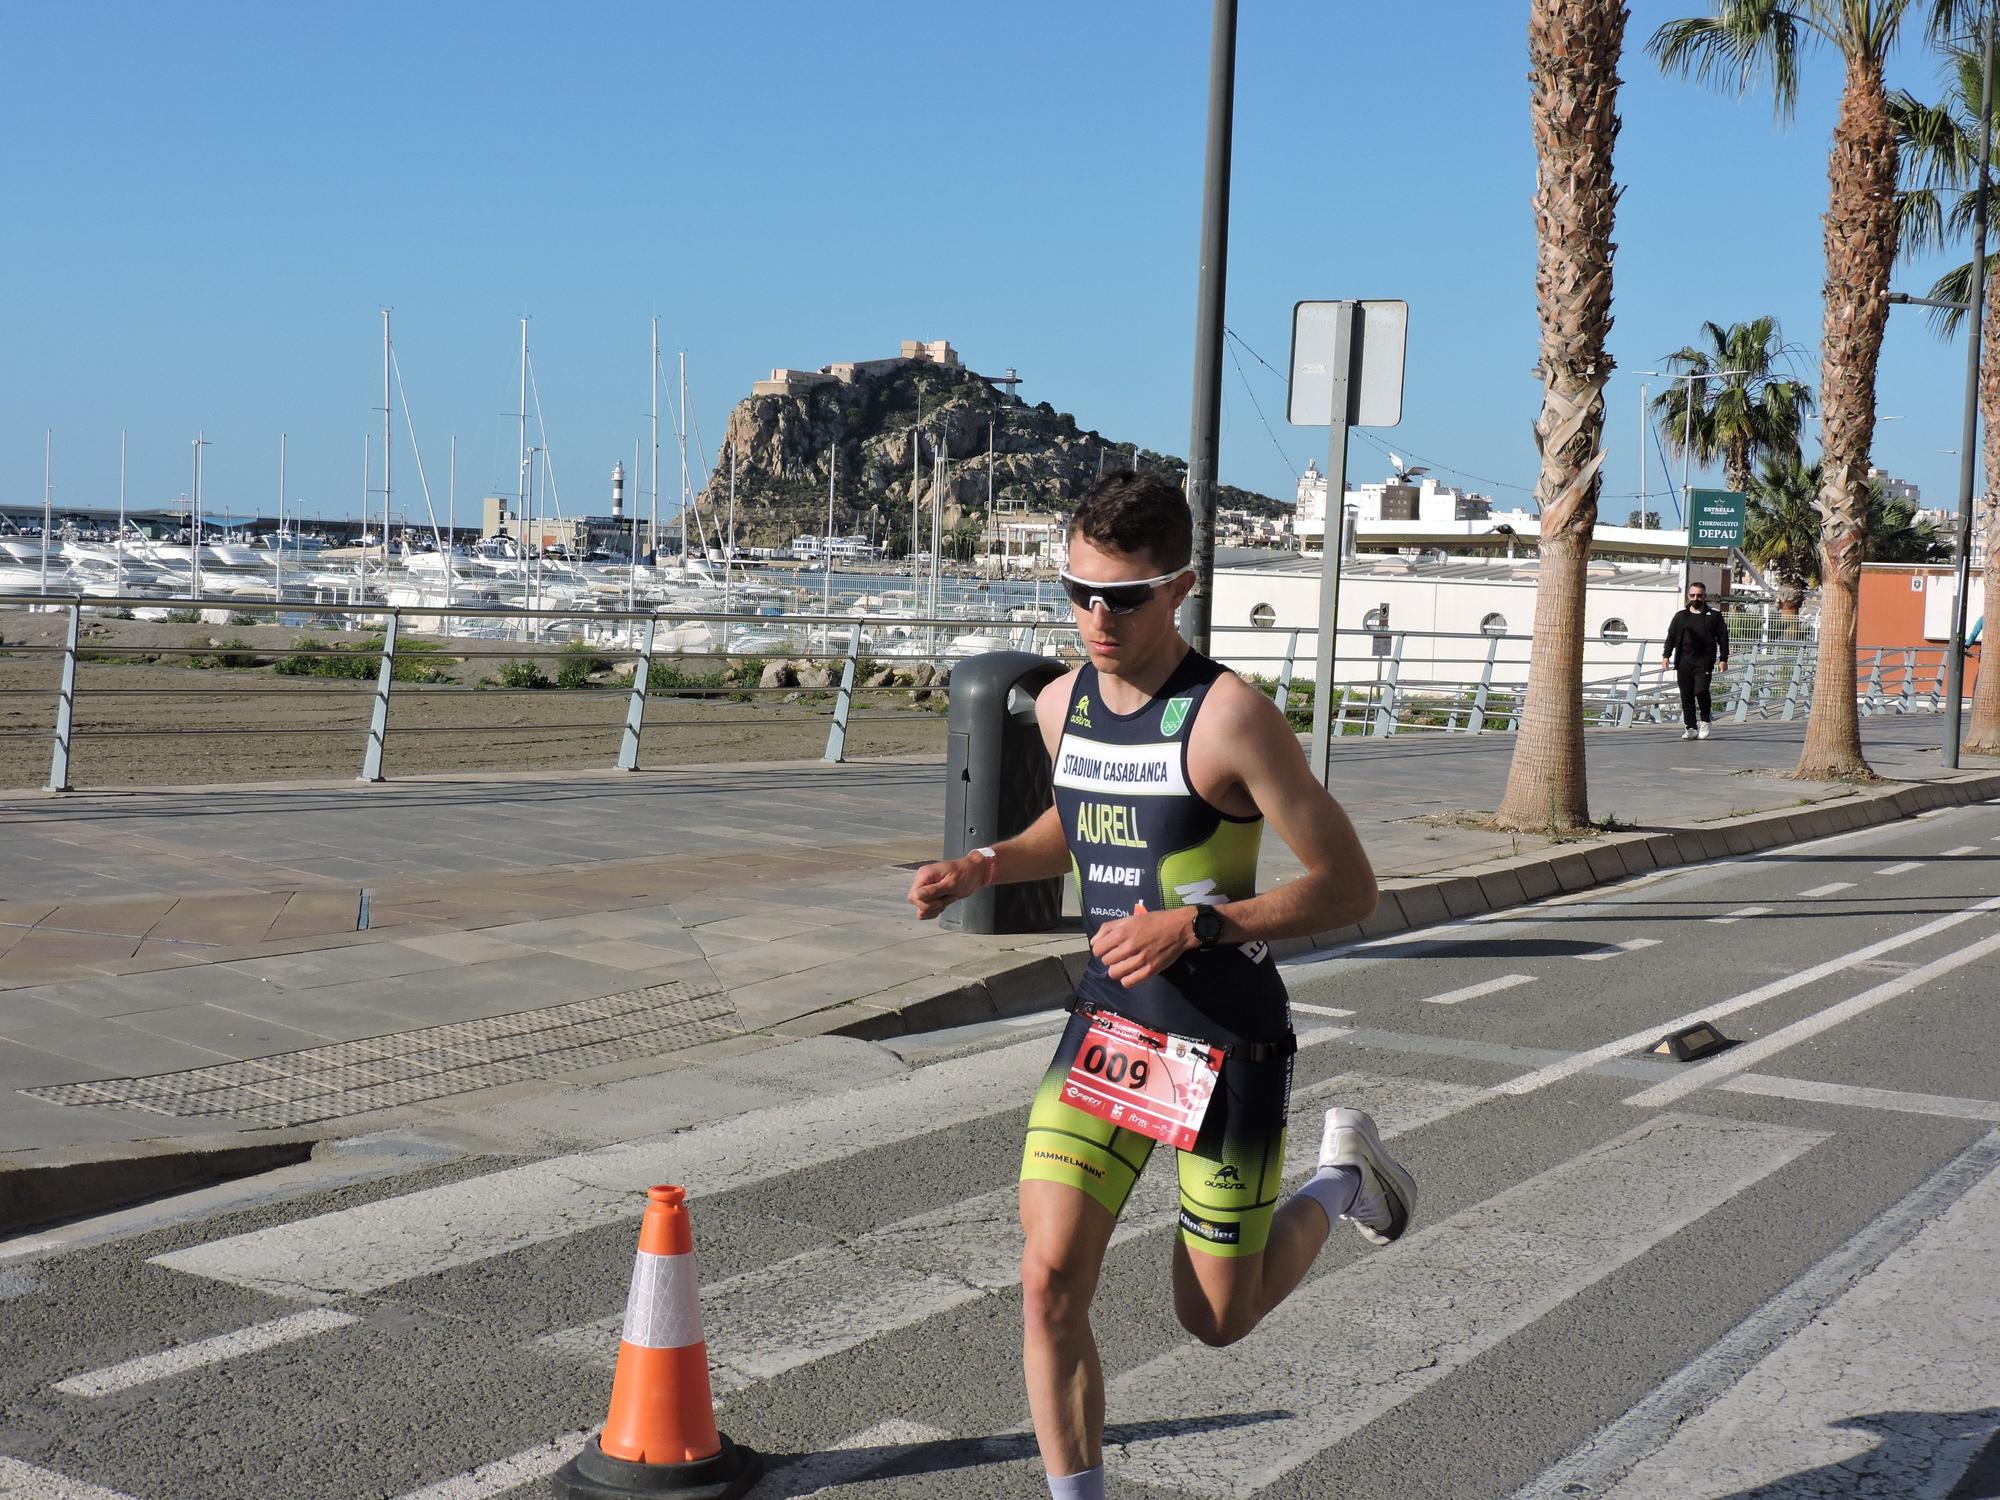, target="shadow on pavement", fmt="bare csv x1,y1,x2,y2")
1703,1407,2000,1499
